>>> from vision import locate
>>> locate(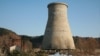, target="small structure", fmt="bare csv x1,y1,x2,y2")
10,45,21,52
